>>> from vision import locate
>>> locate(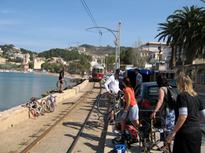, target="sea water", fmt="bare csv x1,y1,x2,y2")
0,72,72,111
